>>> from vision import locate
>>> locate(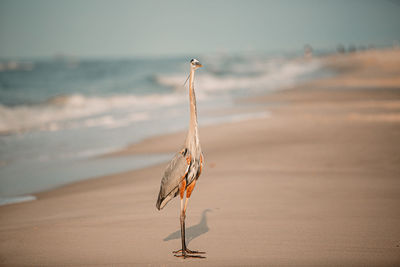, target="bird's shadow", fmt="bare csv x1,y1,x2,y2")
163,209,212,245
